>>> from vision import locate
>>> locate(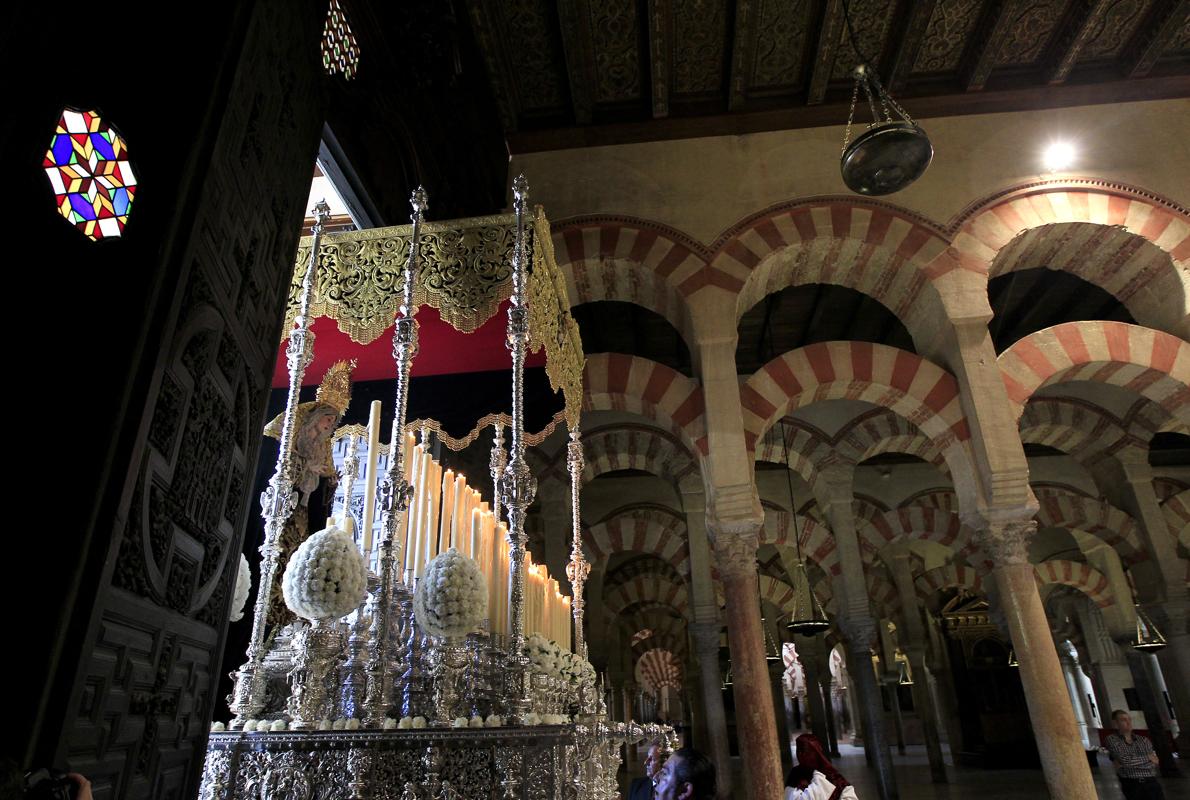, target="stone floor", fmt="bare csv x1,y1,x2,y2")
817,743,1190,800
621,742,1189,798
